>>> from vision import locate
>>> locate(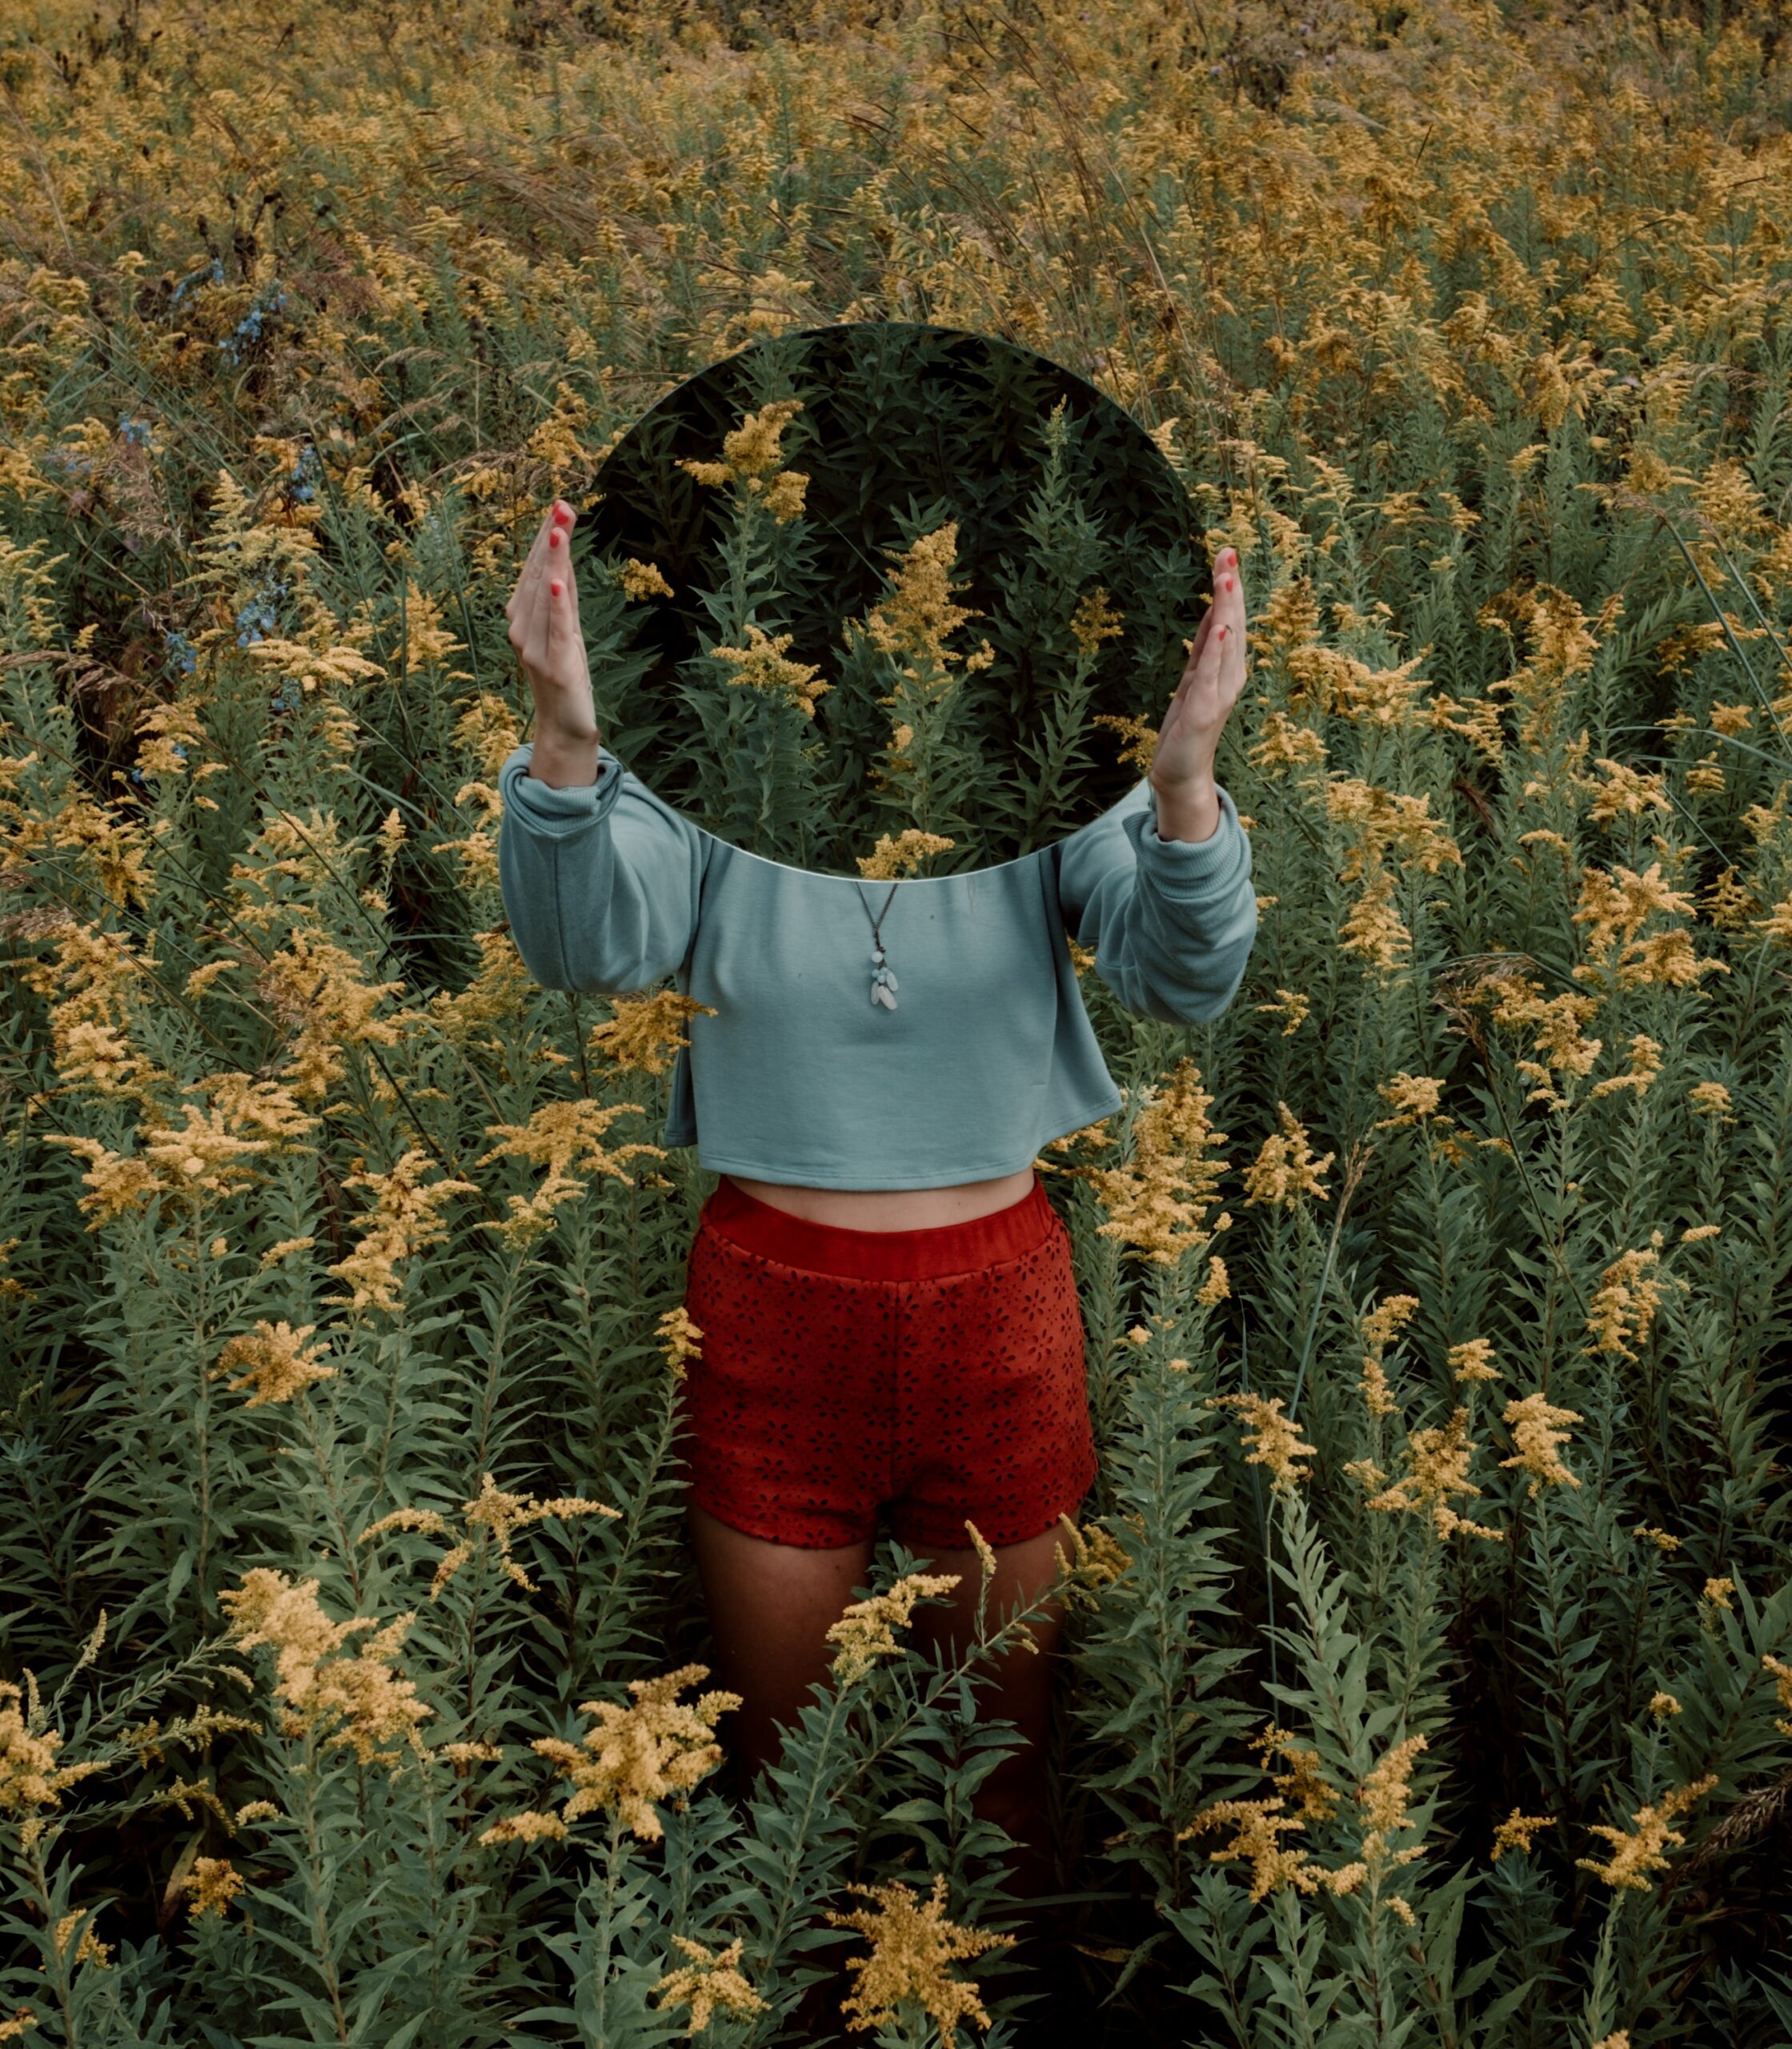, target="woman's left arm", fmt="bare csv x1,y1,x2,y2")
1056,546,1259,1023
